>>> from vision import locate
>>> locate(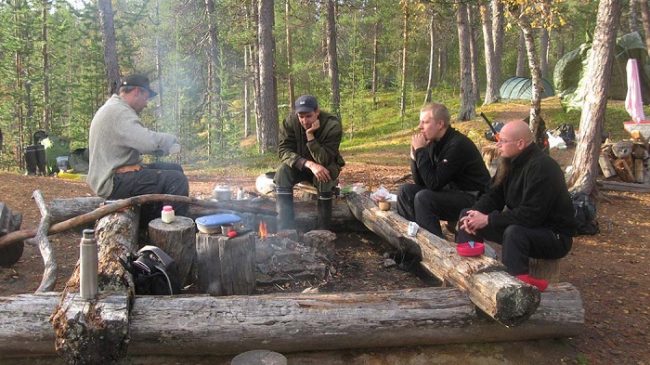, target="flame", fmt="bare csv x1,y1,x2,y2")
258,220,268,239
